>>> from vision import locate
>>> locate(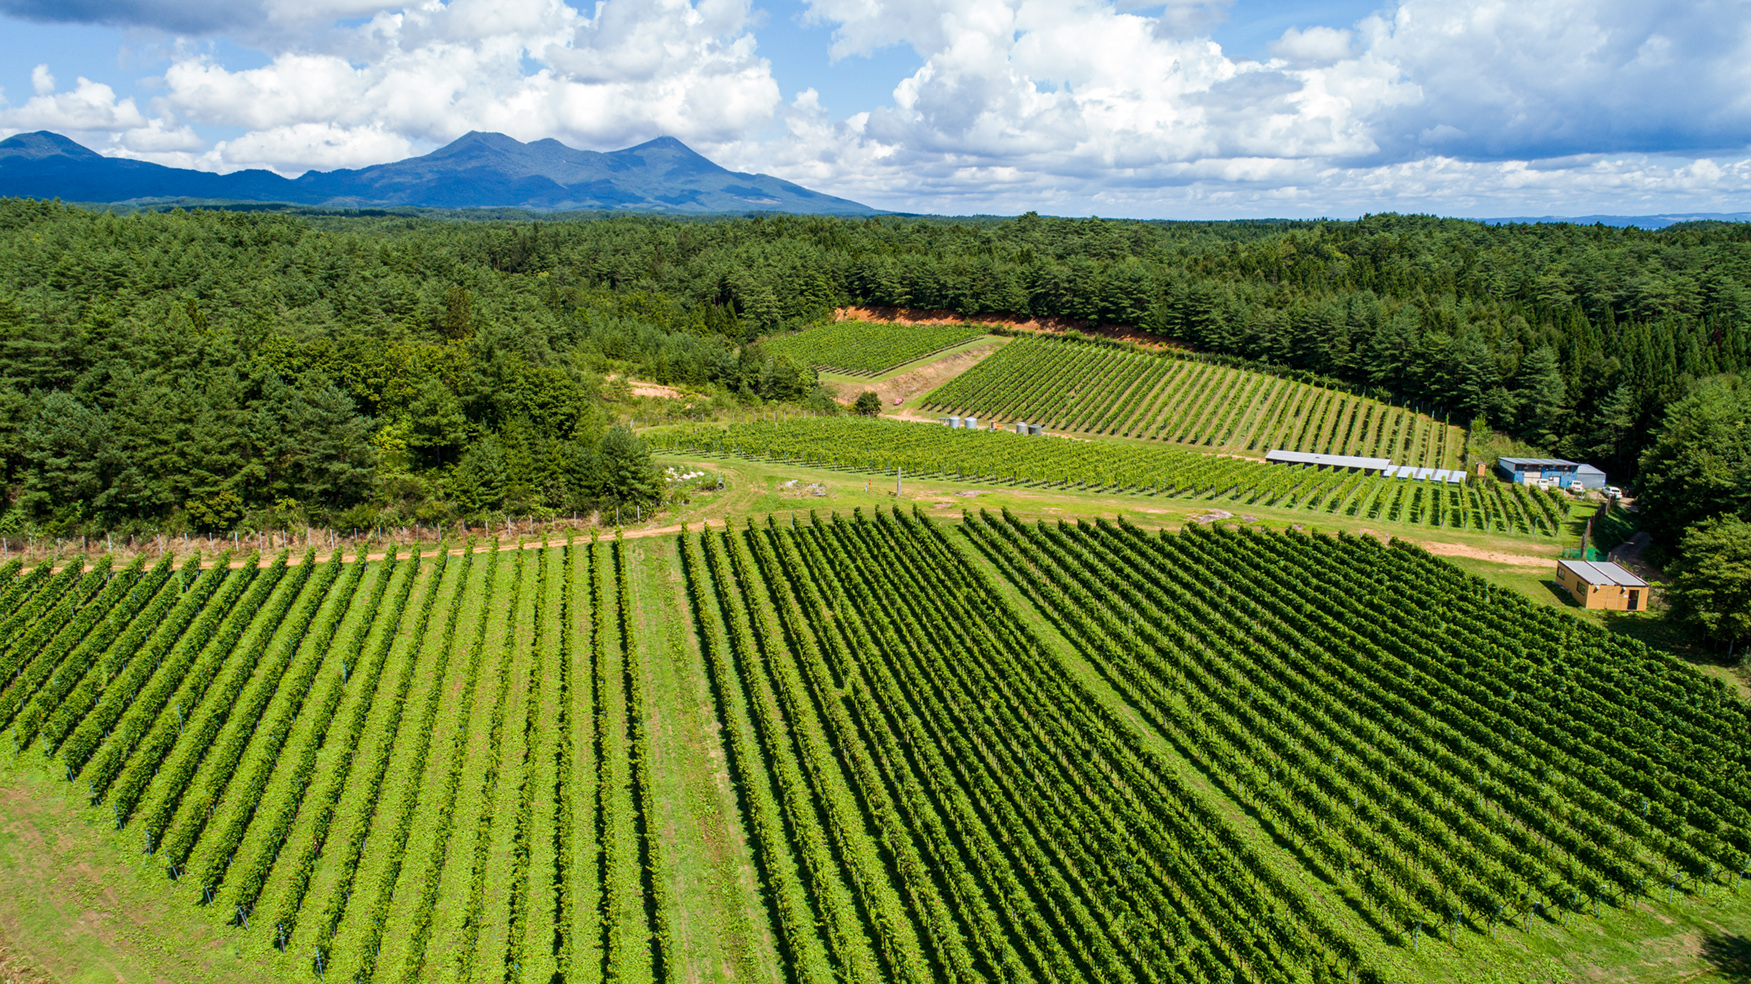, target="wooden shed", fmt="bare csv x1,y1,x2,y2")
1556,559,1648,611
